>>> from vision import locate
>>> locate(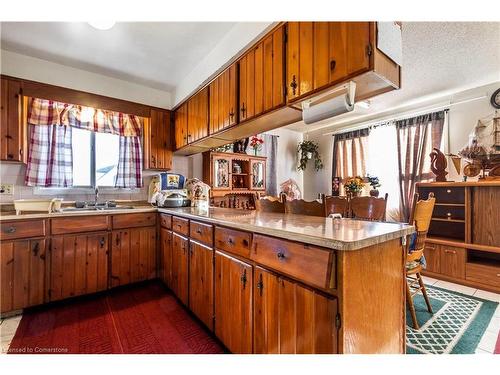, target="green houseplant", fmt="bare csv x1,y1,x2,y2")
366,175,381,197
297,140,323,171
